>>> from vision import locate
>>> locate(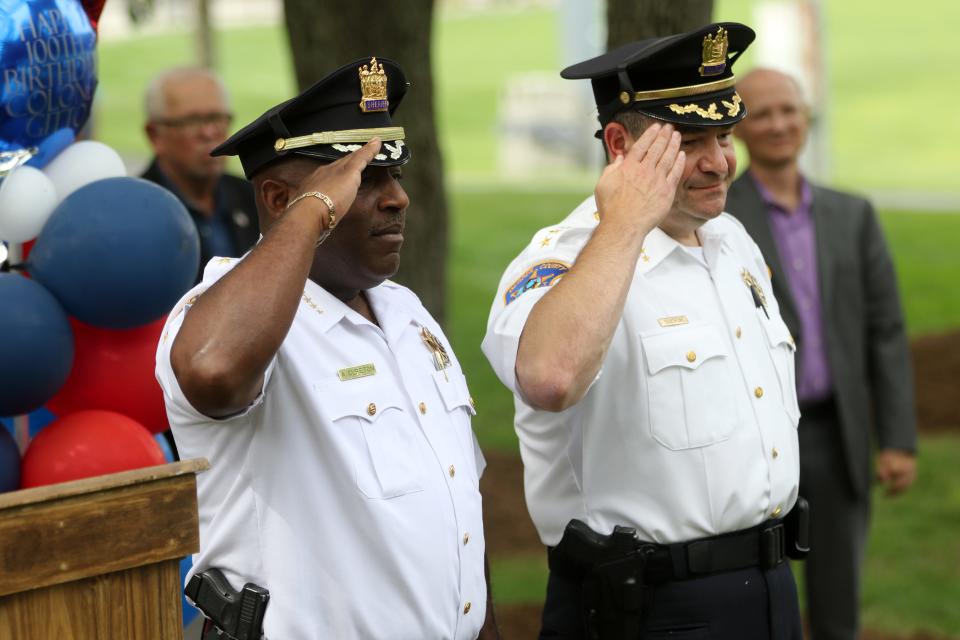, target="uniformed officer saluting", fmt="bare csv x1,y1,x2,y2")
483,23,806,639
156,58,498,639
